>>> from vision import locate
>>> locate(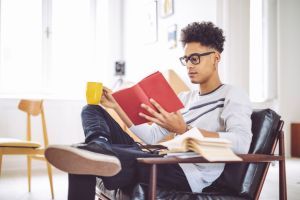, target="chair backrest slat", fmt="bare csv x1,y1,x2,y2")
18,100,42,116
